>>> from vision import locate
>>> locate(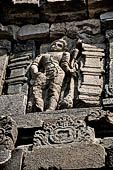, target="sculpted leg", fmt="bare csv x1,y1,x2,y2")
32,73,46,112
46,73,65,112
